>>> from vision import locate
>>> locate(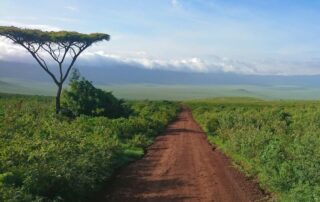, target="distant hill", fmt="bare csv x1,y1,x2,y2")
0,79,33,94
1,59,320,87
0,80,9,85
